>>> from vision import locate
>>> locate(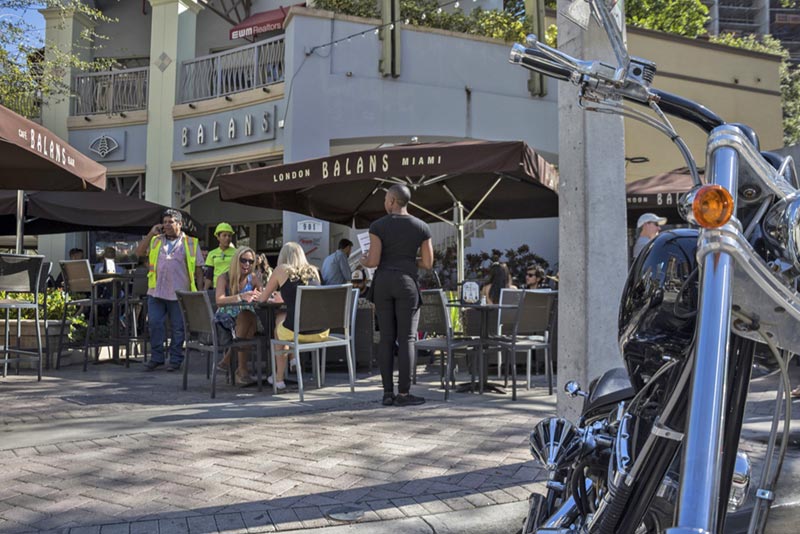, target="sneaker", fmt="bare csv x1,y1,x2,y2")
394,393,425,406
165,363,181,372
143,360,164,371
267,375,287,392
382,393,395,406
